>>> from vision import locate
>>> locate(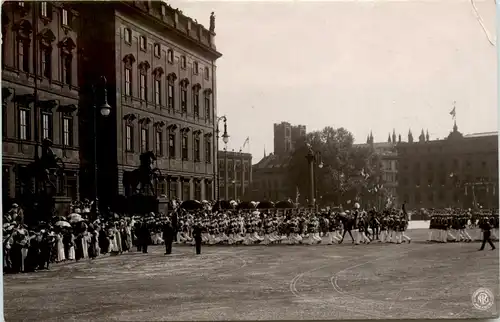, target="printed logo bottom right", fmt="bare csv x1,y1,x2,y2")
472,287,495,311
